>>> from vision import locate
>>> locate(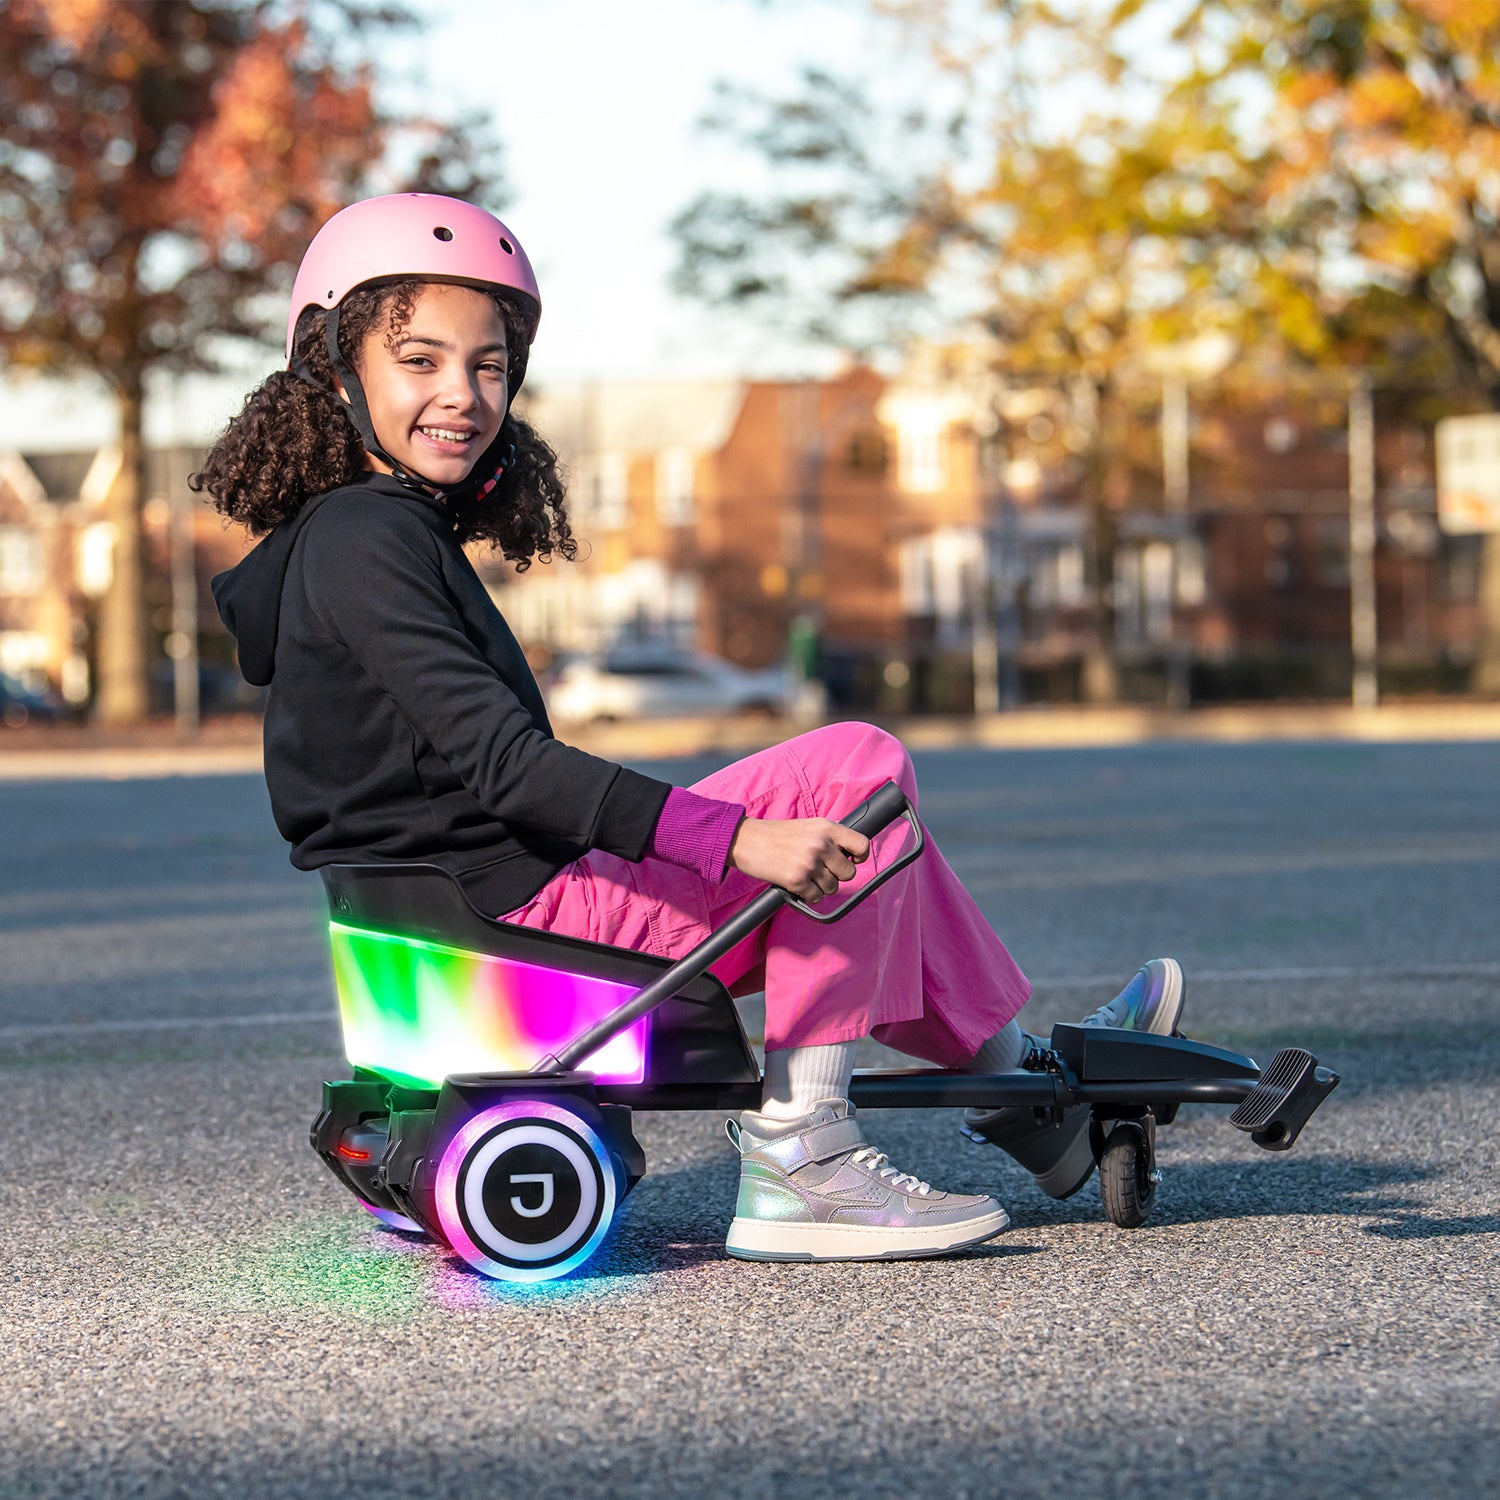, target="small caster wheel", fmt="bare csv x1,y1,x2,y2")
1099,1123,1158,1229
433,1099,617,1283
